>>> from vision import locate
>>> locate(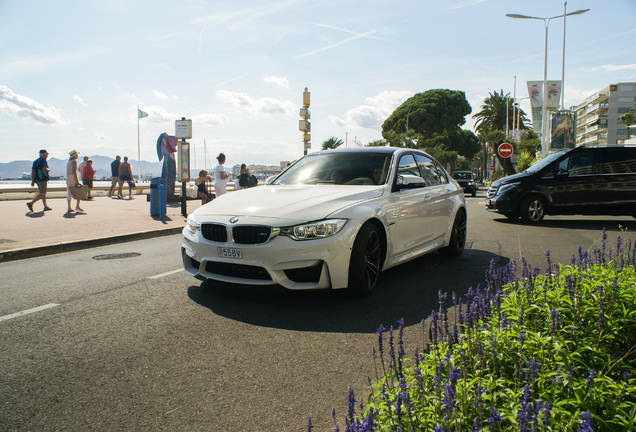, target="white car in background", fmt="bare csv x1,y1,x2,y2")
182,147,467,296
